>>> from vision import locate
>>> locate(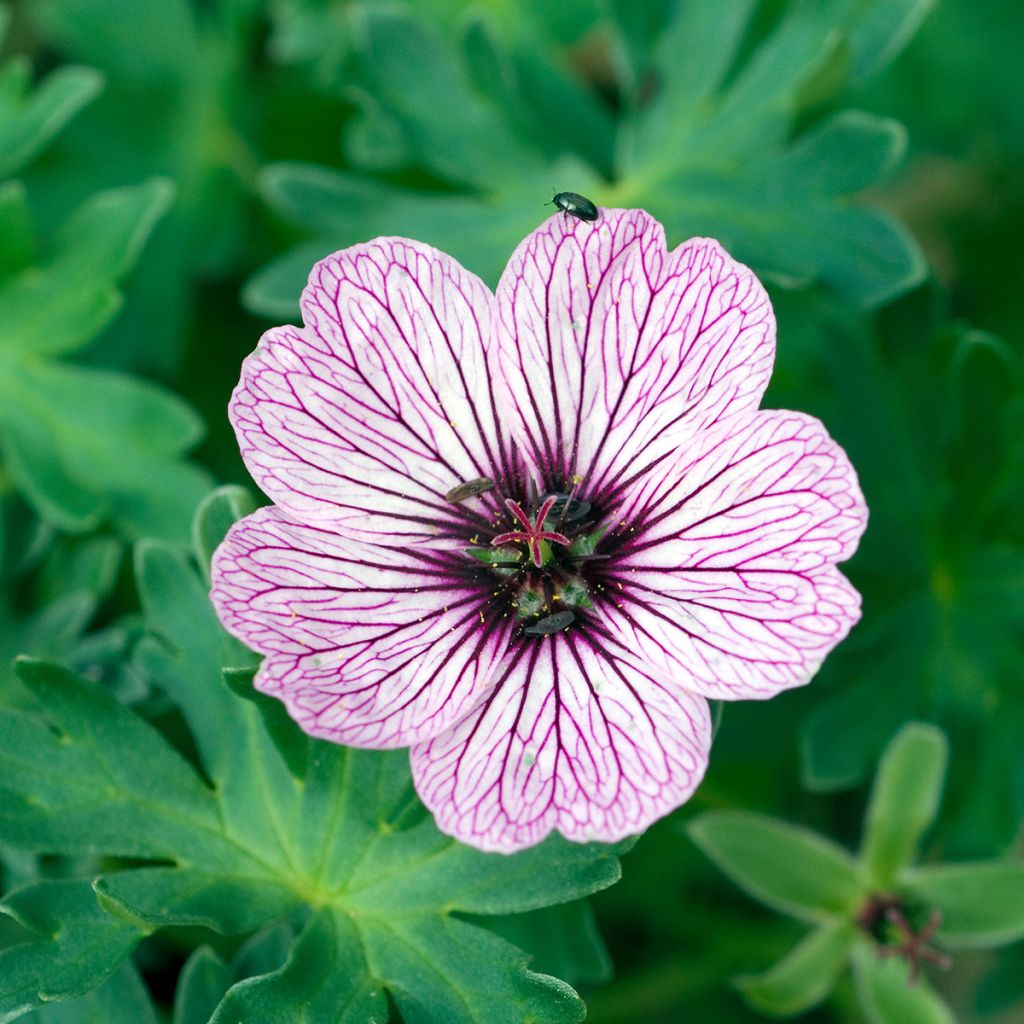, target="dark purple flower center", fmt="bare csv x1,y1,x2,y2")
449,475,612,640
